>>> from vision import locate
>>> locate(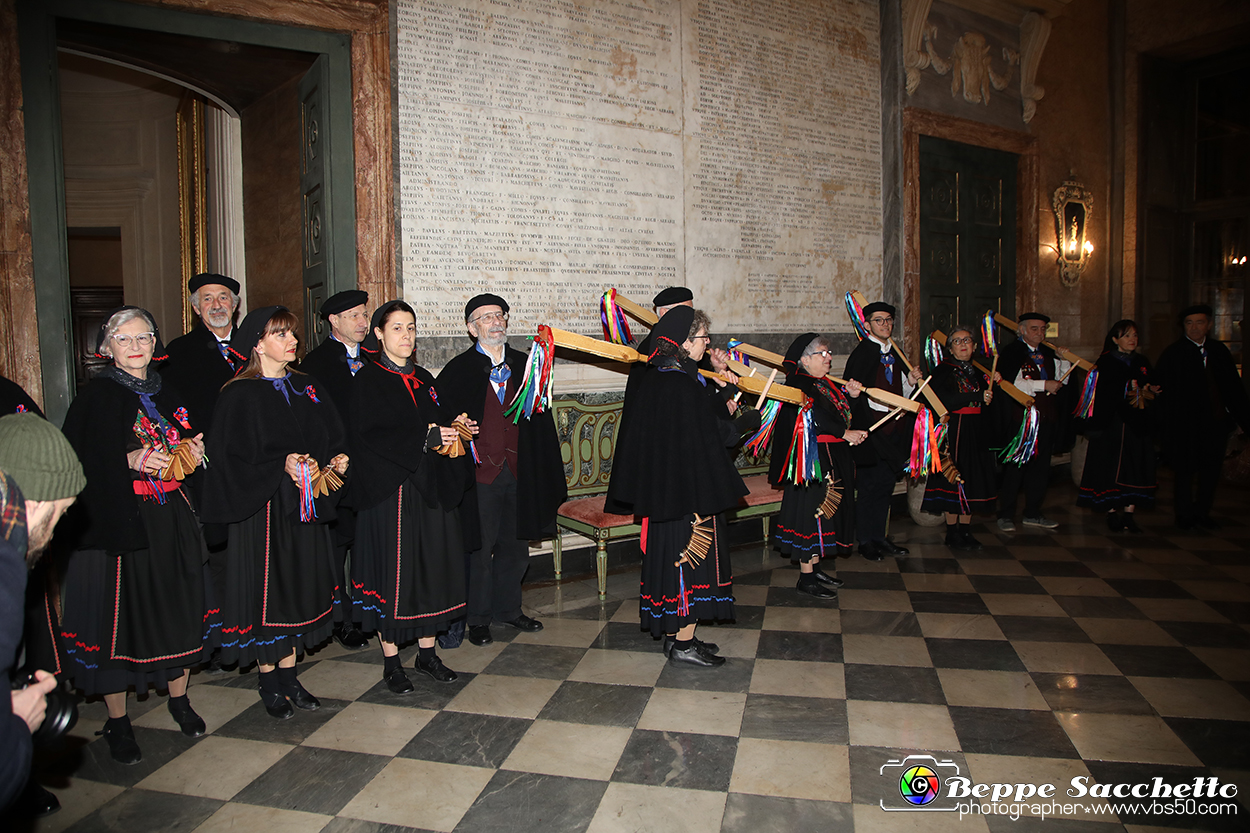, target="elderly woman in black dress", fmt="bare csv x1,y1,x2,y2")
202,306,349,719
921,325,999,550
1077,320,1159,531
60,306,212,764
348,301,476,691
770,333,867,597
